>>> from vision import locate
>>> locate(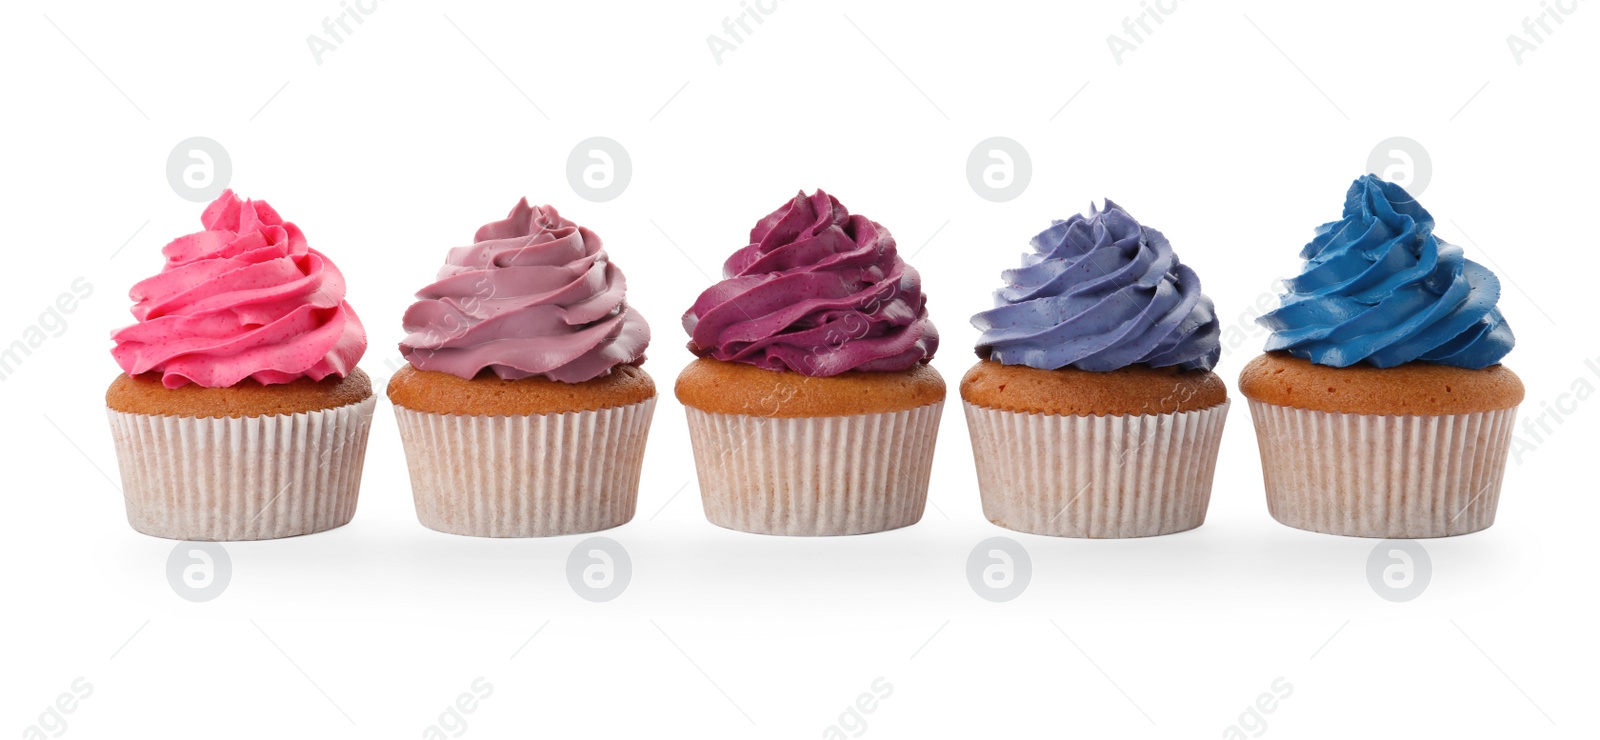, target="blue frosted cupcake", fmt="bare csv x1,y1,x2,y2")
961,201,1229,538
1240,175,1523,537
